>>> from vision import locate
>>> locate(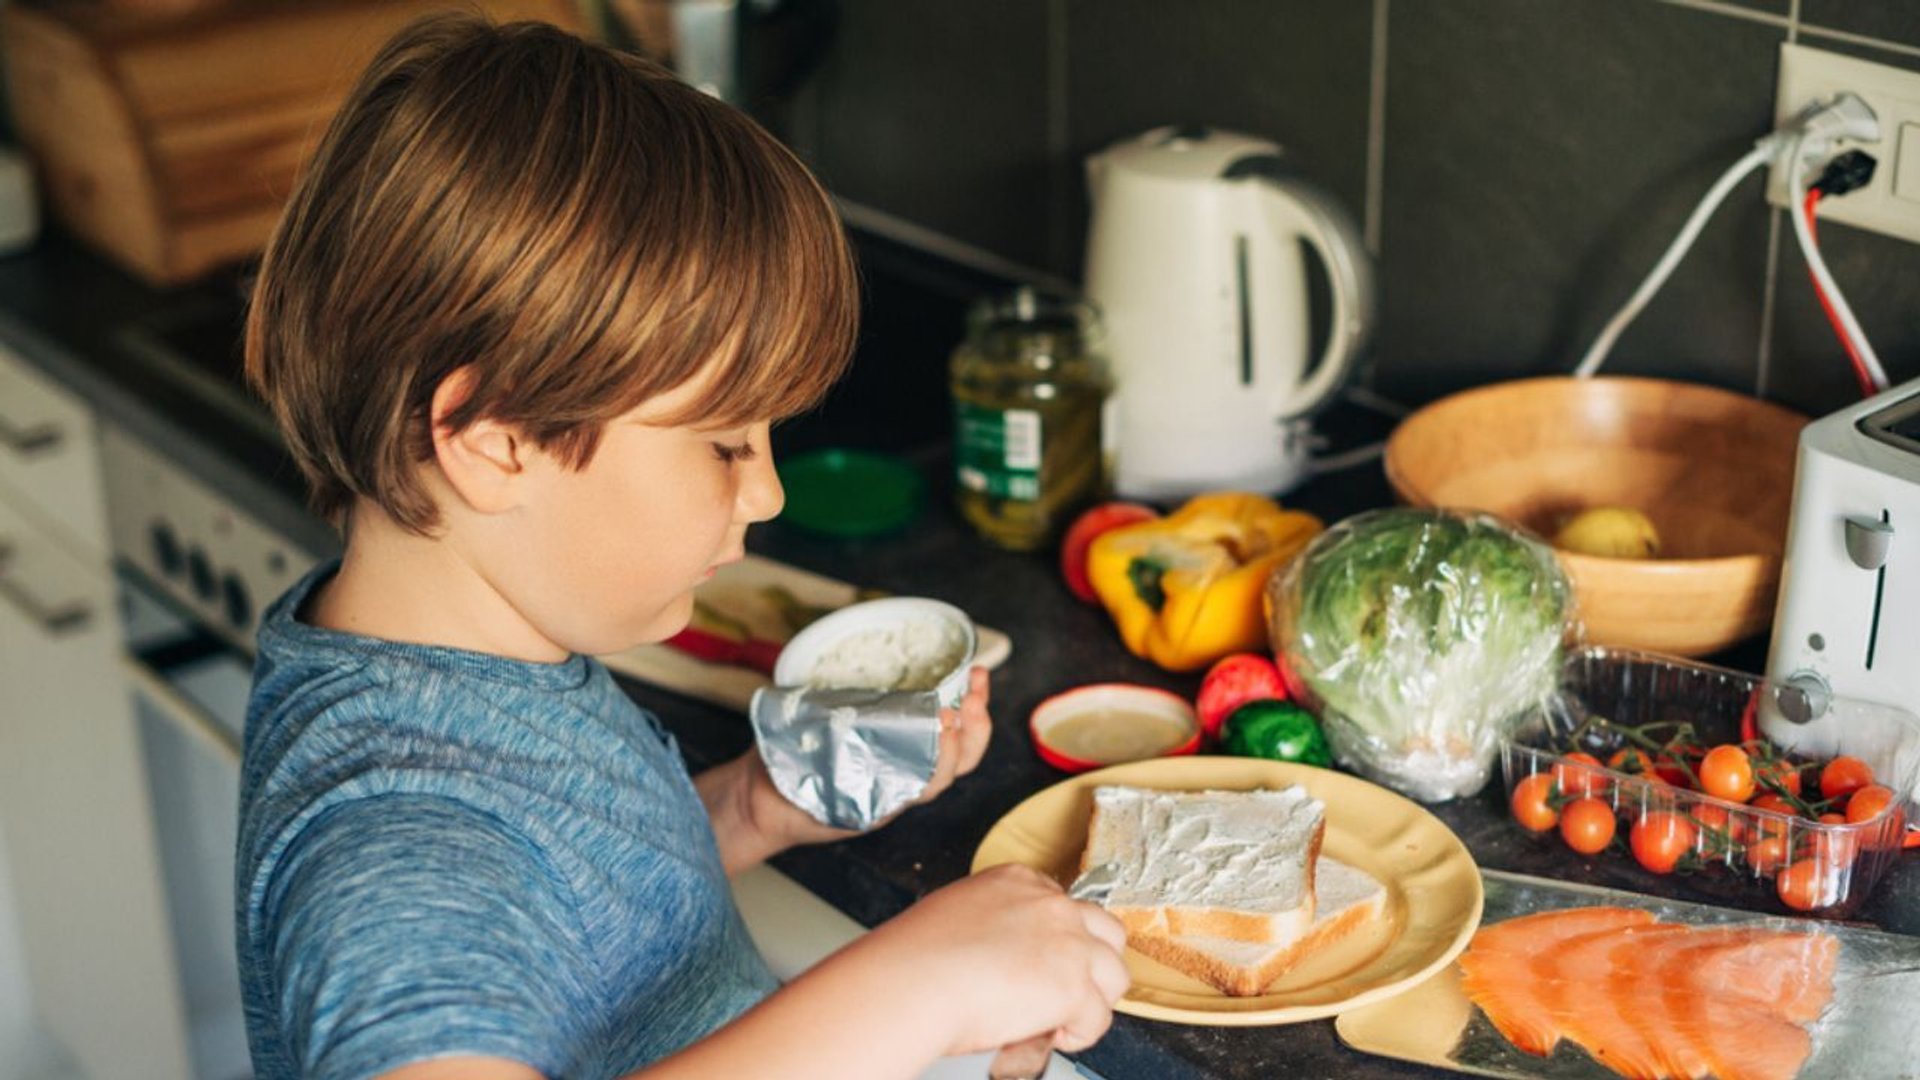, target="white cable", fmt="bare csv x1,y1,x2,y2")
1308,439,1385,476
1573,143,1775,378
1786,131,1891,392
